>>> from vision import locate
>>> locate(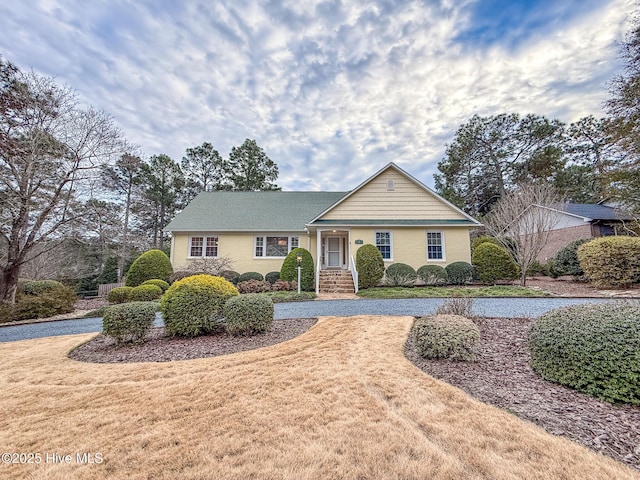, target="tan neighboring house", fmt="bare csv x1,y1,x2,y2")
164,163,481,293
